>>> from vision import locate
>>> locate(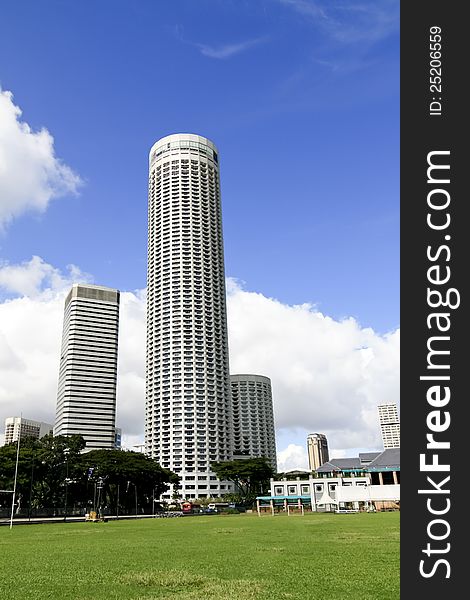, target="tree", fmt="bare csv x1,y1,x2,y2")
77,450,179,514
0,436,179,517
0,434,86,515
33,434,86,511
211,458,274,504
0,436,38,514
